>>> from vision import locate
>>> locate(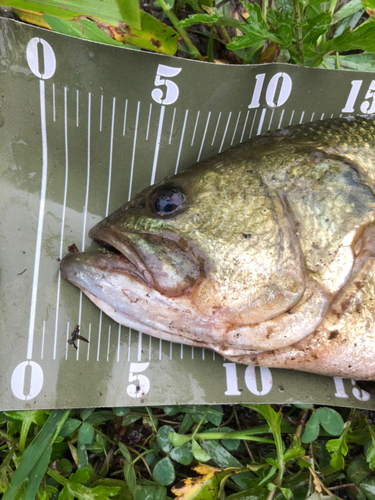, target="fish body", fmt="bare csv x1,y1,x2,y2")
61,116,375,380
